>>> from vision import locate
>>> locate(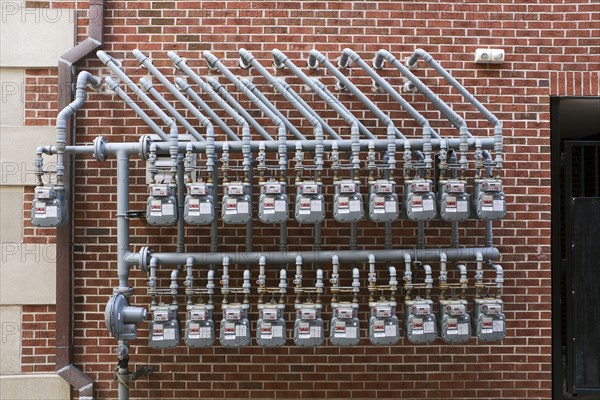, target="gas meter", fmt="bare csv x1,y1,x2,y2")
221,182,252,224
438,180,470,222
258,181,288,224
330,303,360,346
31,186,68,227
472,179,506,220
404,299,437,344
146,183,178,226
473,299,506,342
256,303,286,347
439,300,471,344
293,303,324,347
184,304,215,348
368,301,400,345
295,181,325,224
404,179,437,221
219,303,250,347
368,180,399,223
183,183,214,225
148,305,180,349
333,180,363,223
